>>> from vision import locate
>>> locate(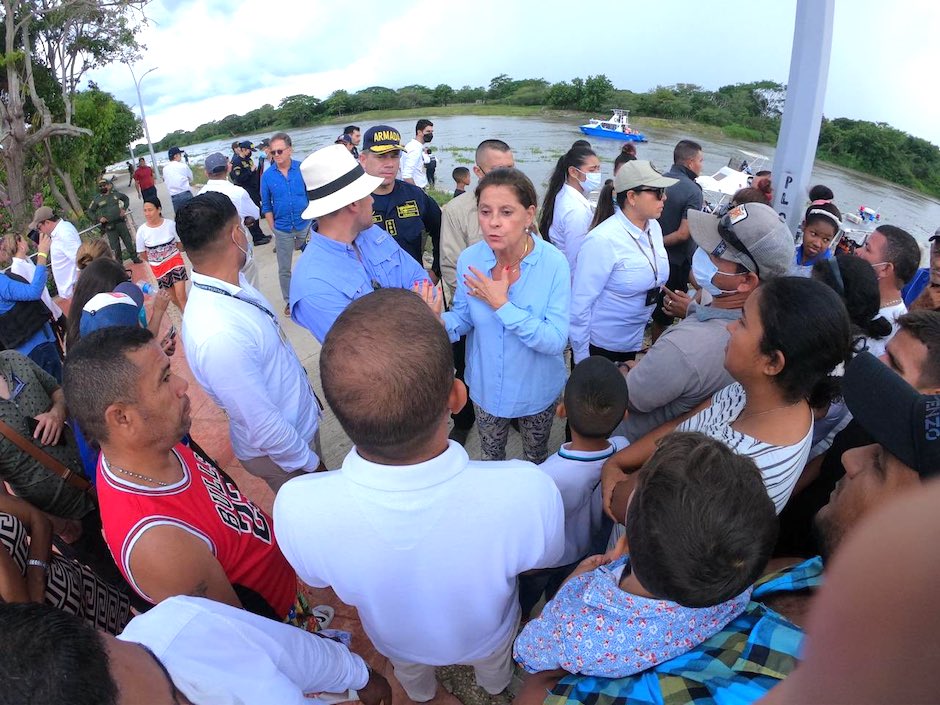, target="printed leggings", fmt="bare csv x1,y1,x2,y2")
473,402,556,464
